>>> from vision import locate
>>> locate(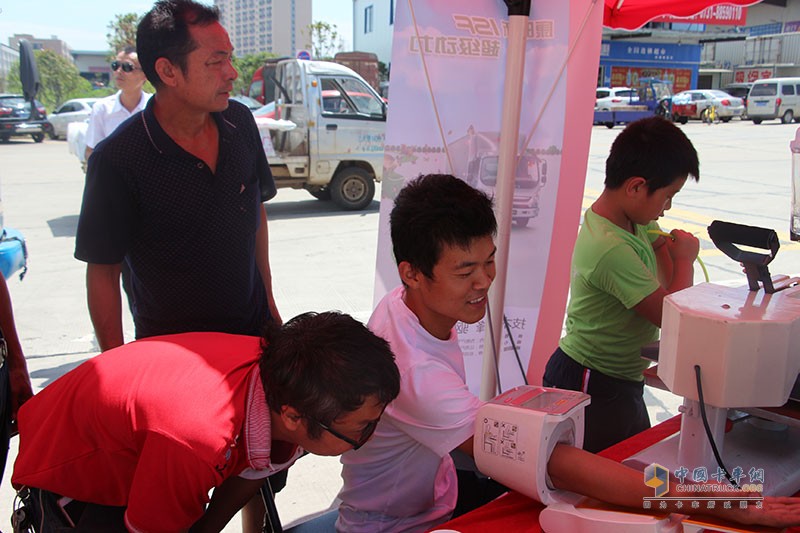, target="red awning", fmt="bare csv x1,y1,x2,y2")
603,0,761,30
